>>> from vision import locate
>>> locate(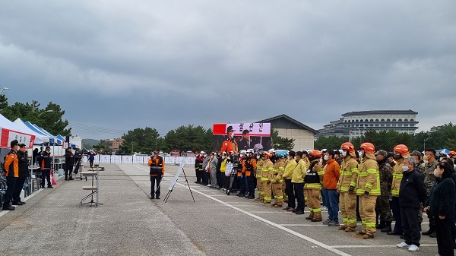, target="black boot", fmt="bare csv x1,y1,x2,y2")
381,221,392,232
422,227,435,235
2,204,15,211
376,221,386,229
